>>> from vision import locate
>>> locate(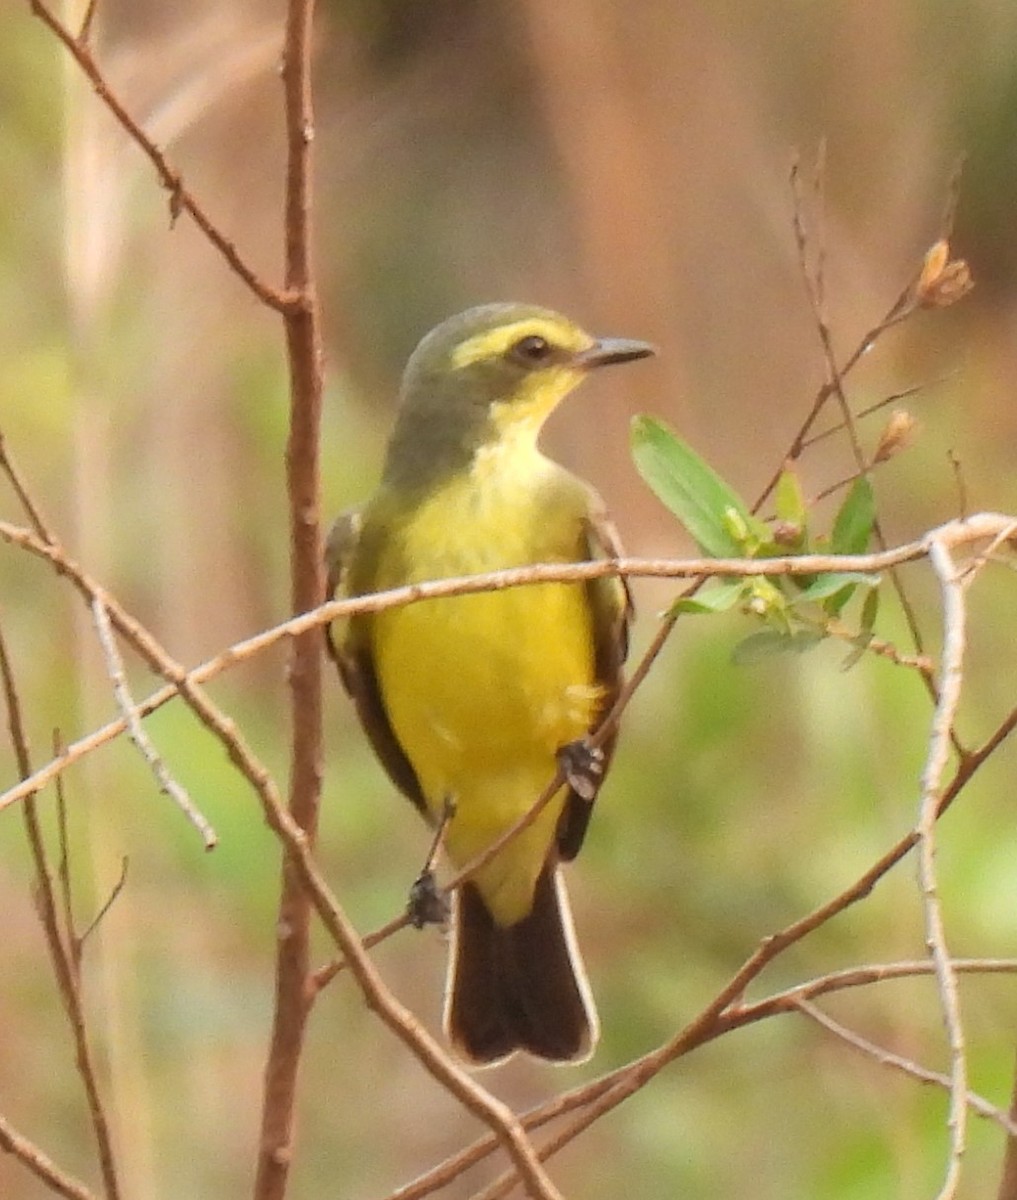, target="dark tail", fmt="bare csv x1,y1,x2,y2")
445,866,598,1066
